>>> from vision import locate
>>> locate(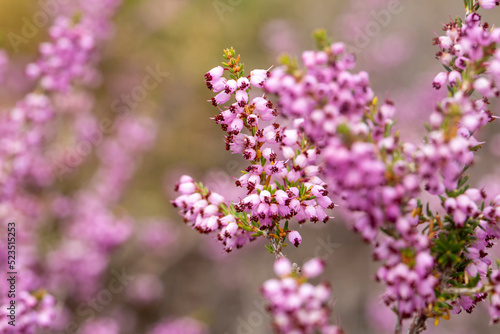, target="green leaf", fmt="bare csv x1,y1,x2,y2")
442,64,452,73
426,202,433,217
457,175,469,189
470,143,483,151
313,29,331,50
239,224,254,232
